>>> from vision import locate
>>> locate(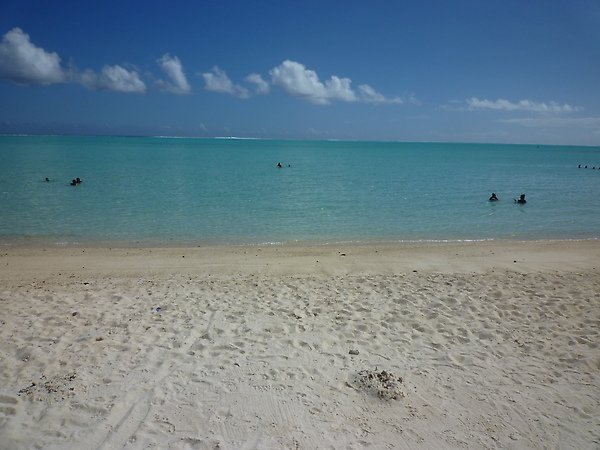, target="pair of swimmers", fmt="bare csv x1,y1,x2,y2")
489,193,526,204
44,177,82,185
